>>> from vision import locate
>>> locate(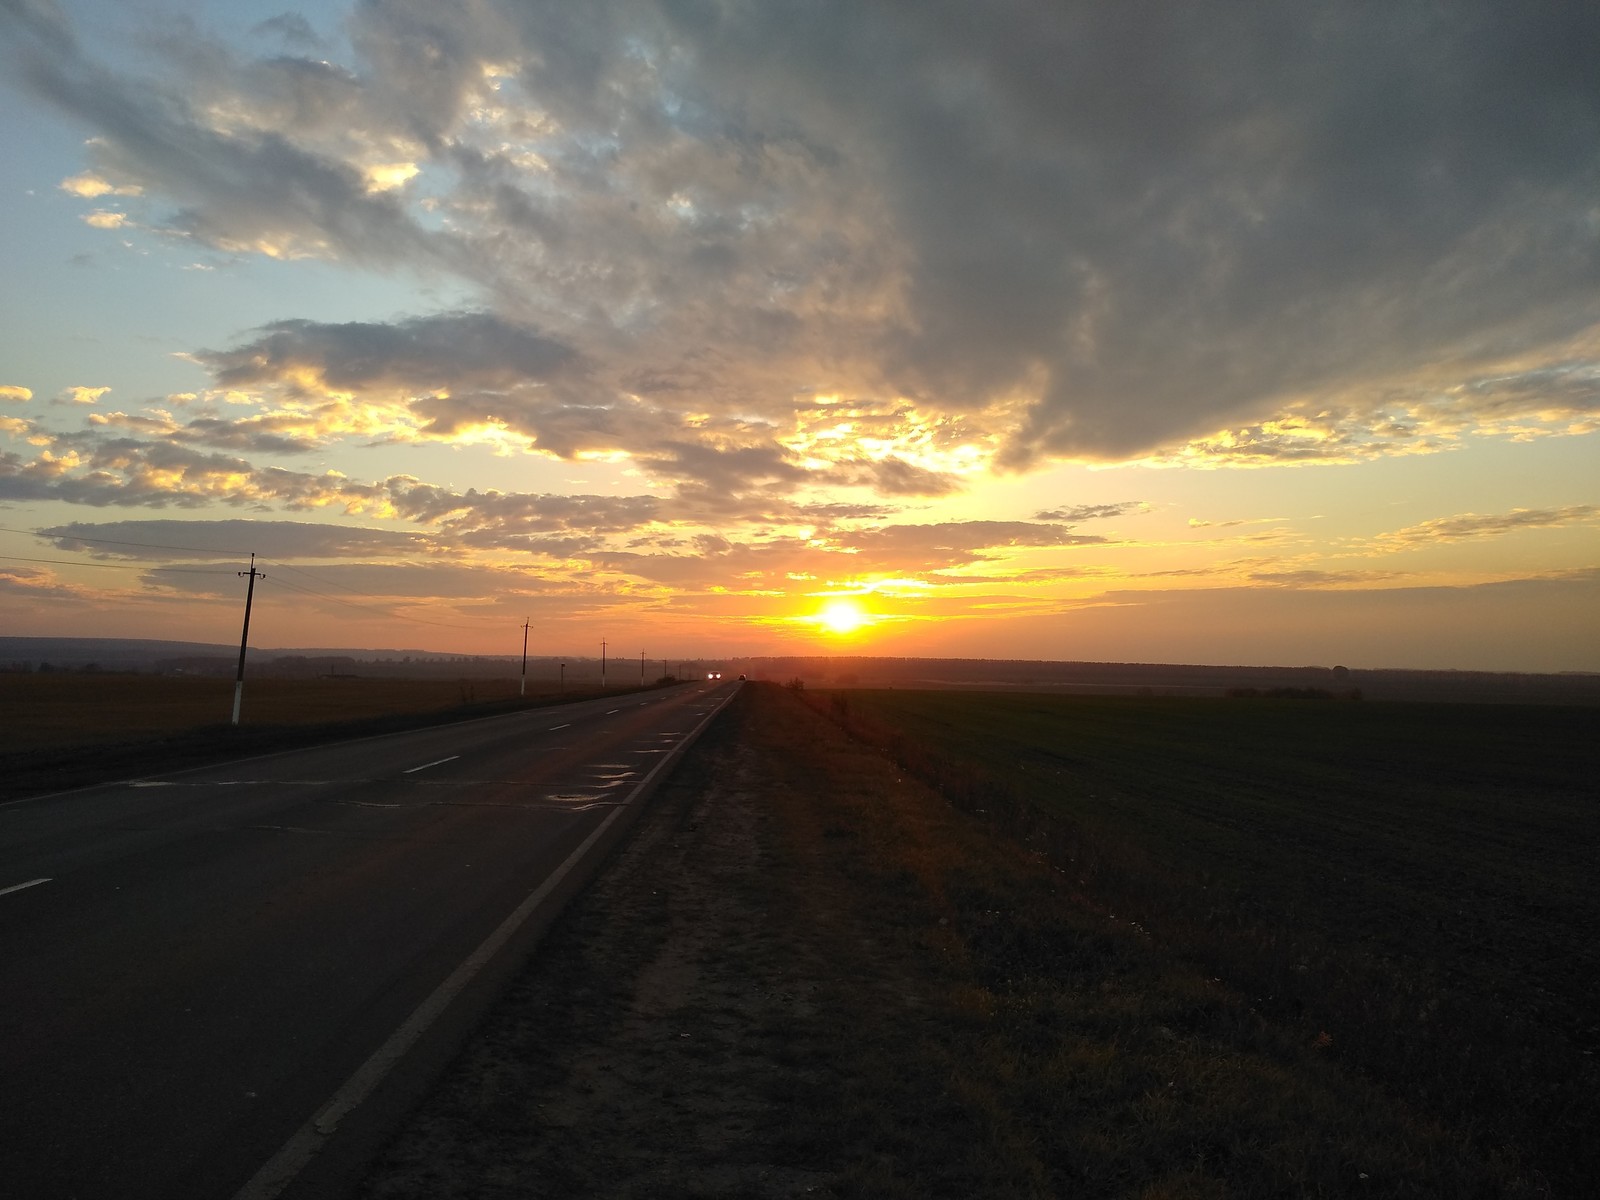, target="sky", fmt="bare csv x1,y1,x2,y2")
1,0,1597,672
